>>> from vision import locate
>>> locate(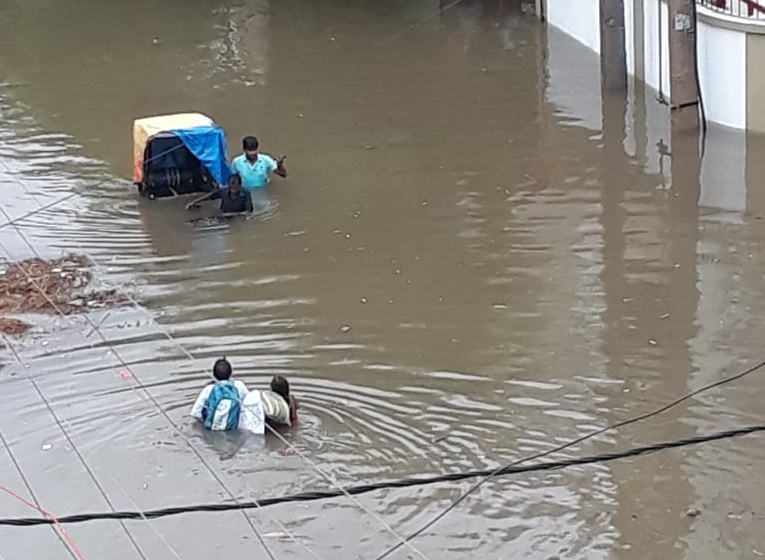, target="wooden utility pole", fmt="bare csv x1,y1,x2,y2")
600,0,628,92
668,0,700,130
